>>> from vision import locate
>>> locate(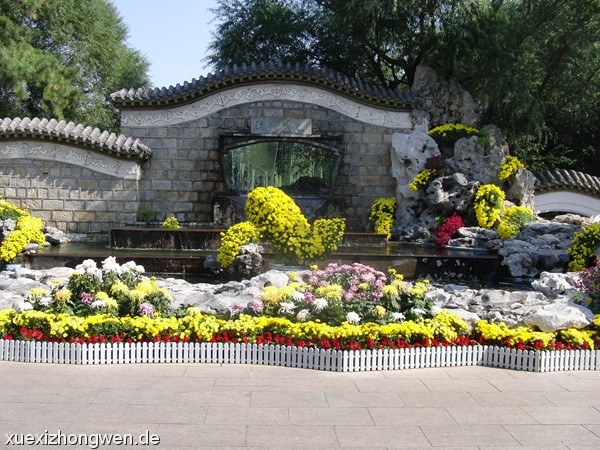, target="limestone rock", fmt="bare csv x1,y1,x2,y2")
522,296,594,332
505,169,536,209
44,226,70,245
445,136,505,186
410,65,479,127
391,130,440,226
424,173,479,215
531,272,581,296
